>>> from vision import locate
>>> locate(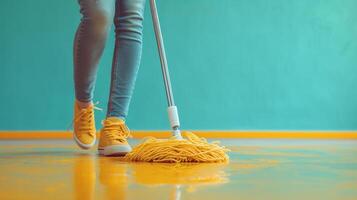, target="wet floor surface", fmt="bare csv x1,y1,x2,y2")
0,139,356,200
